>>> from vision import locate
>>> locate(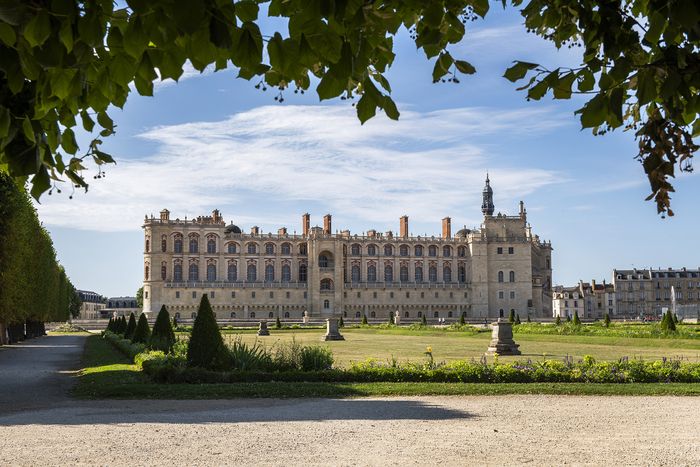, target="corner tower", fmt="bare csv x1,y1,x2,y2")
481,174,494,217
